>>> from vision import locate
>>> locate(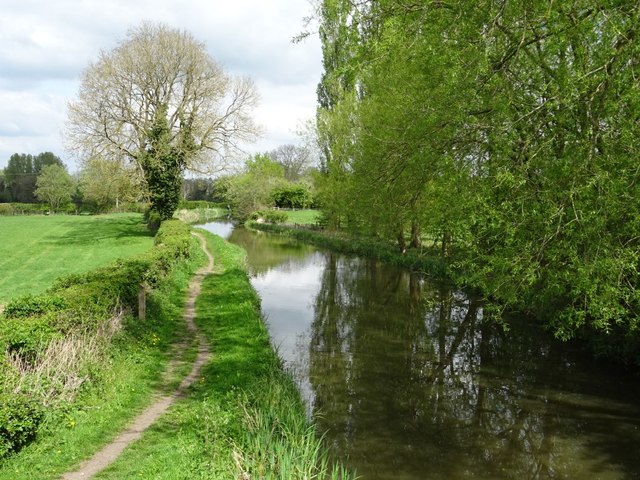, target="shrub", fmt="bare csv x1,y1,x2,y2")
4,294,67,318
0,317,60,362
271,184,313,209
145,209,162,231
263,210,288,224
0,393,44,458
